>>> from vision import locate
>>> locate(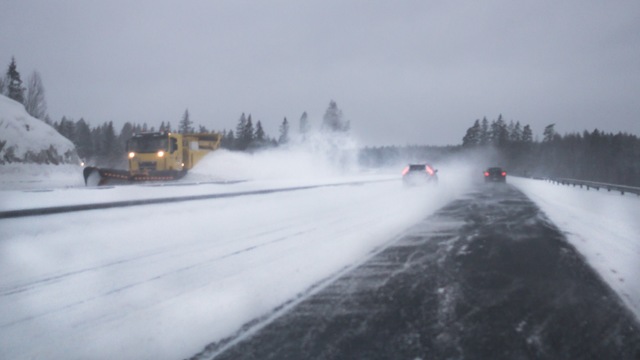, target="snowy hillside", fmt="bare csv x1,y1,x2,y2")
0,94,78,165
